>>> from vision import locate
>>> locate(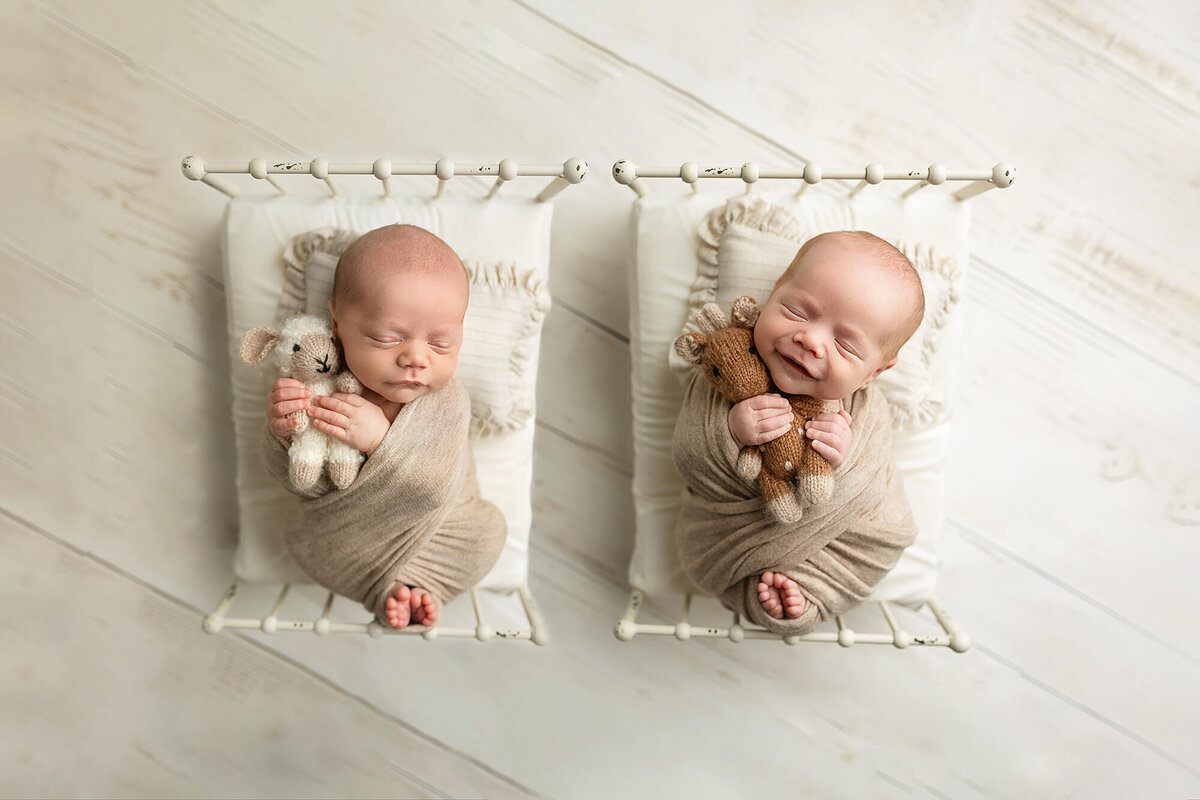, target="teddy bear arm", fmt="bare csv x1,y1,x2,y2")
800,442,834,477
798,436,835,504
335,371,363,395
